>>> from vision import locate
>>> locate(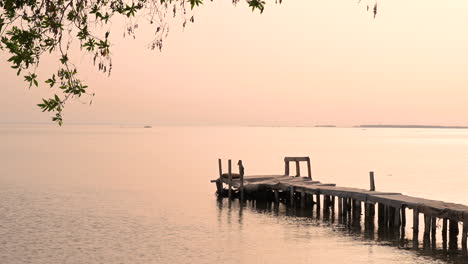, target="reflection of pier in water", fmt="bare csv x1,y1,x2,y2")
212,157,468,263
